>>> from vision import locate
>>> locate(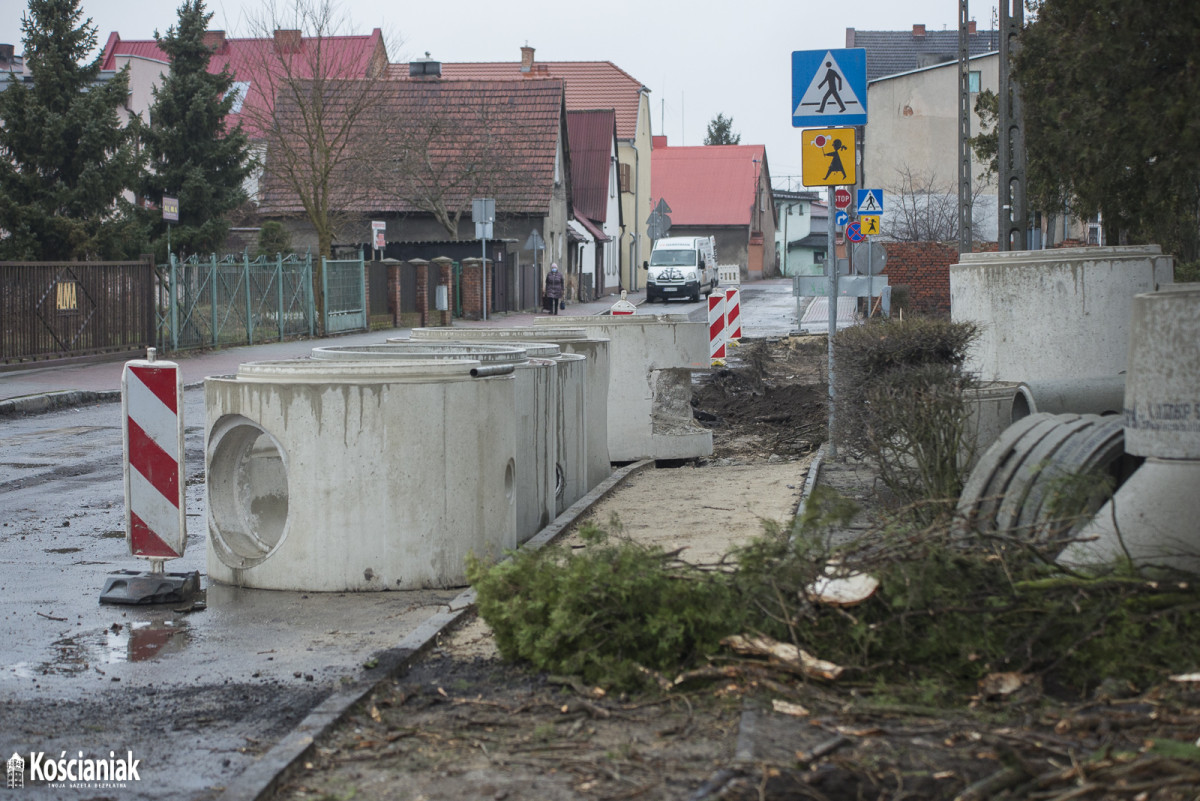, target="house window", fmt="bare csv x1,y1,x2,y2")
619,162,631,193
814,251,825,264
969,71,981,93
228,81,250,113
